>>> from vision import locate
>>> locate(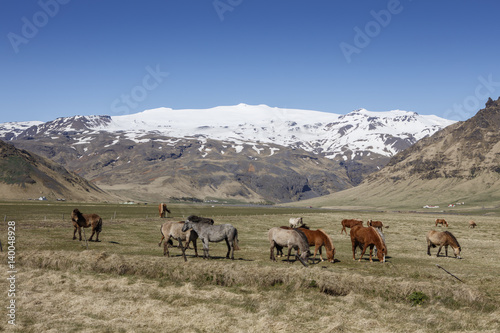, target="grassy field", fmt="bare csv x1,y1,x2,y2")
1,202,500,332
